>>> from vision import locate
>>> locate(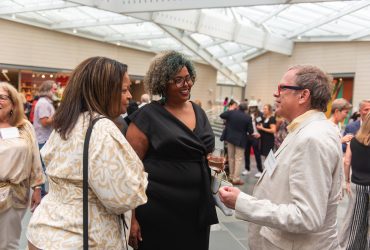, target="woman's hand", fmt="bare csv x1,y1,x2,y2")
345,182,351,196
129,216,142,249
256,124,263,130
30,188,41,212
